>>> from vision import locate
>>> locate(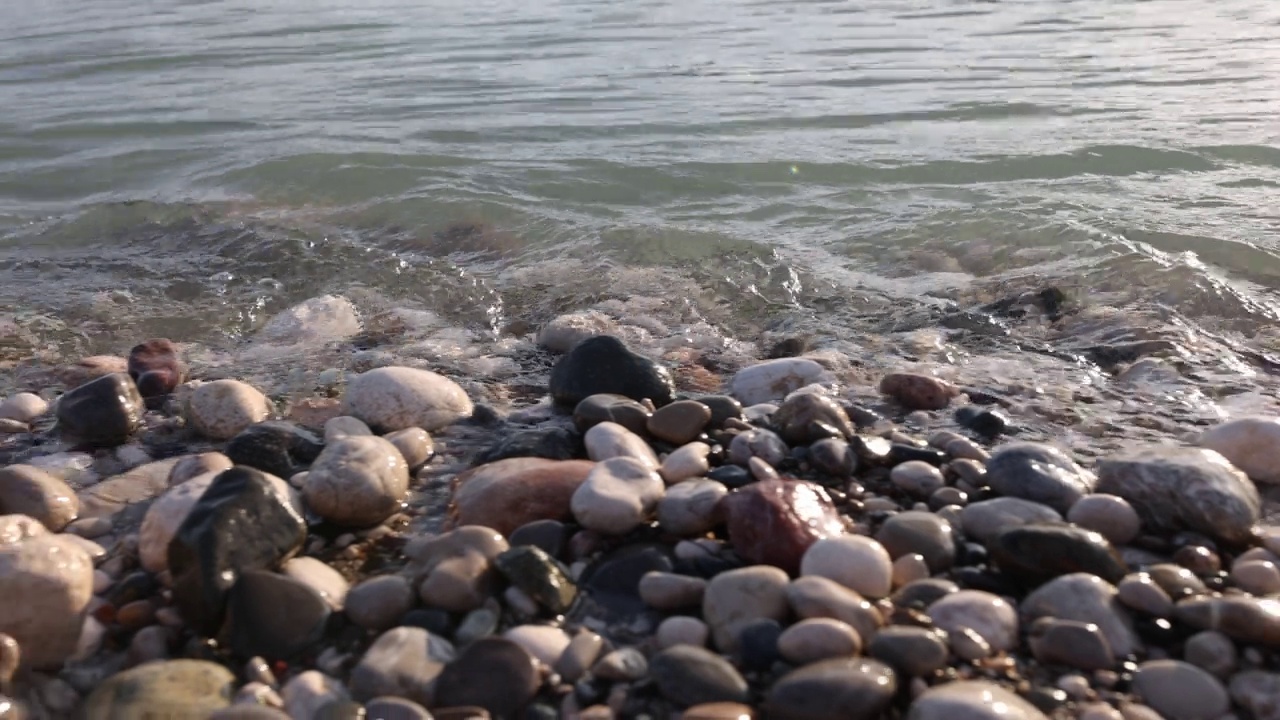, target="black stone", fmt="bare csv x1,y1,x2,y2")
737,618,783,672
845,405,886,429
55,373,144,447
572,394,652,435
474,427,582,465
400,609,455,638
550,336,675,407
434,637,540,717
891,579,958,610
650,645,750,706
693,395,744,429
989,523,1128,586
582,544,674,599
951,567,1021,596
225,421,324,479
955,406,1010,438
509,520,571,559
772,394,855,446
956,542,988,567
225,570,330,660
1133,616,1189,646
168,466,307,636
495,545,578,614
887,444,947,467
105,571,158,607
707,465,752,489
